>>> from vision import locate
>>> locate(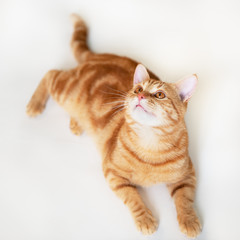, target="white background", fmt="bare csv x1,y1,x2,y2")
1,0,240,239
